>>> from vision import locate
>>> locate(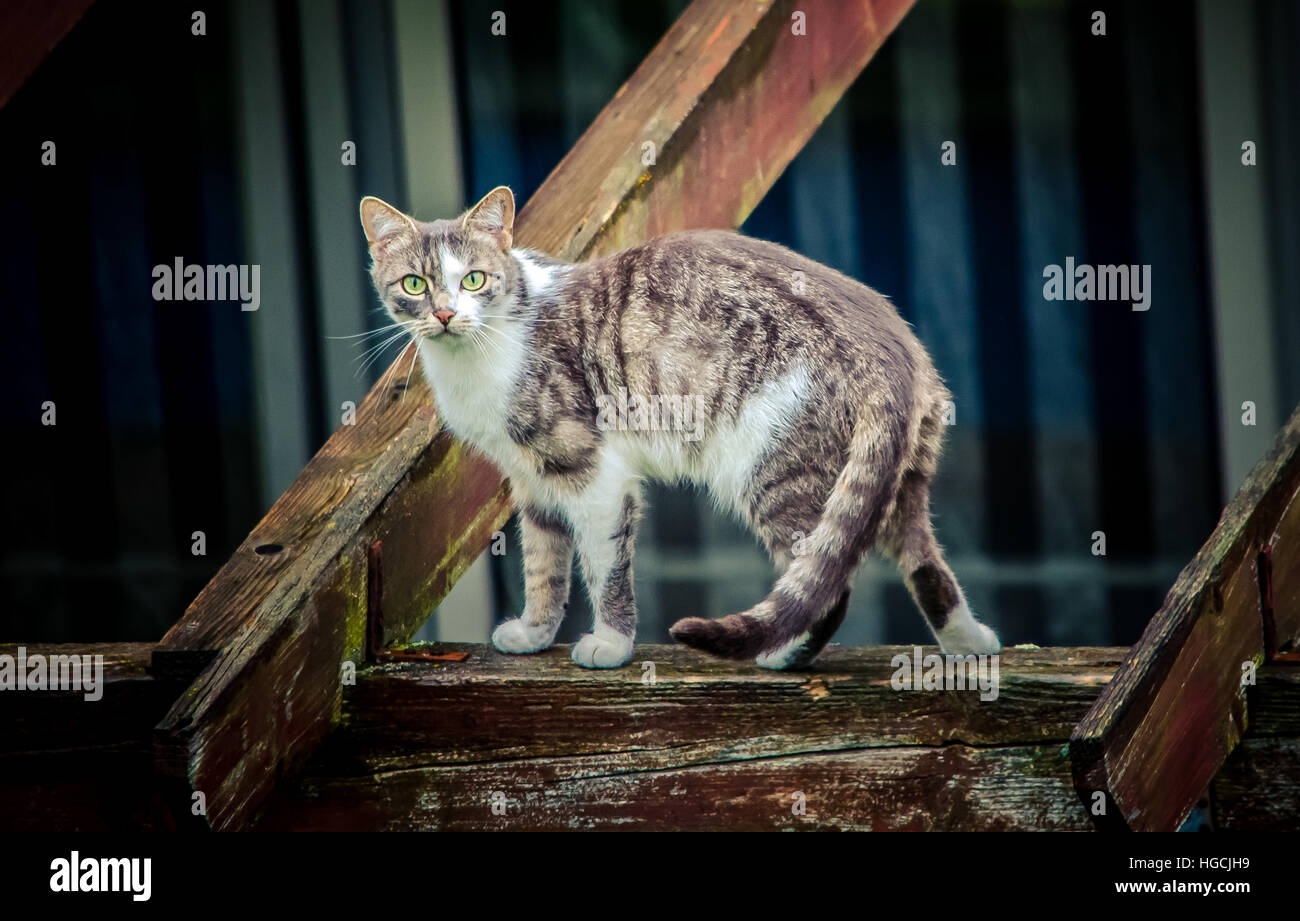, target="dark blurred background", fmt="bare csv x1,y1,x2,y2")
2,0,1297,648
